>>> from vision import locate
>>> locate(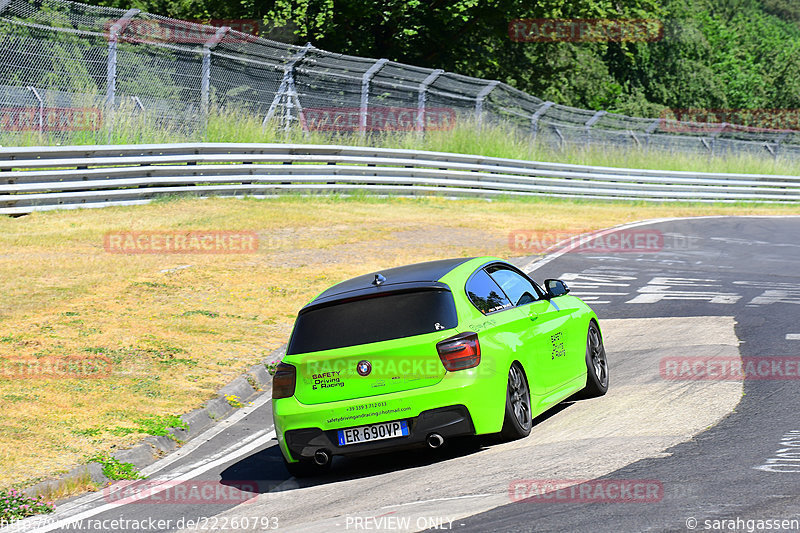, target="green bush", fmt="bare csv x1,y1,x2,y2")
0,489,55,521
